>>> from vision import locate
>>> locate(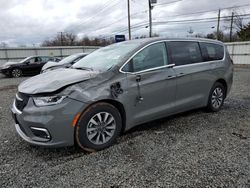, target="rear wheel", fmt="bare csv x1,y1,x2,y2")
11,68,22,78
207,82,226,112
75,102,122,152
